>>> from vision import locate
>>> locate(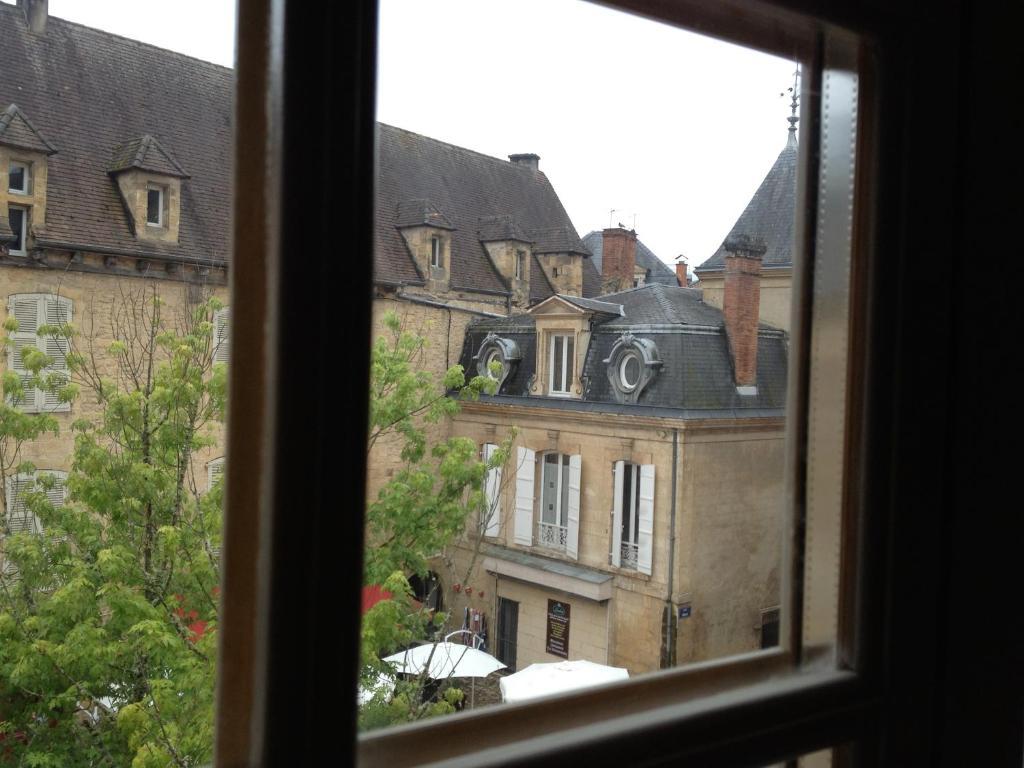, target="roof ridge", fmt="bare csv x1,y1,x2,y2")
378,122,546,175
0,4,234,72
